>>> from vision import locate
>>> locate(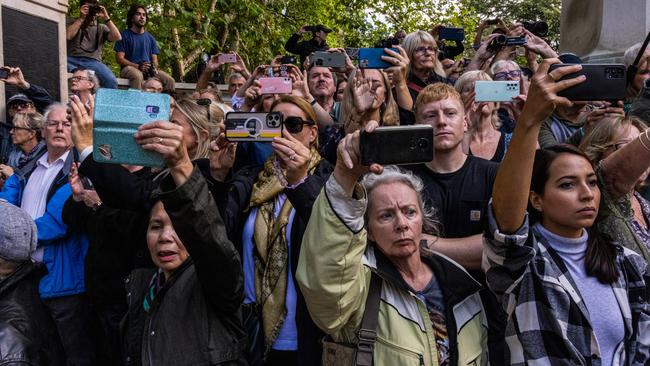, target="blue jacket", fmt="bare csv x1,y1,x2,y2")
0,150,88,298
